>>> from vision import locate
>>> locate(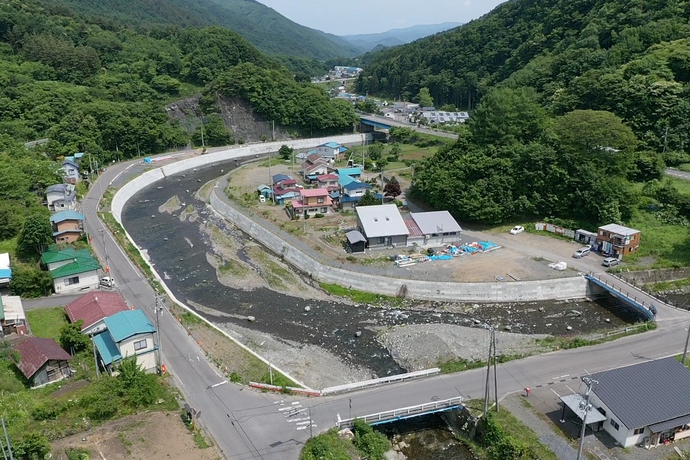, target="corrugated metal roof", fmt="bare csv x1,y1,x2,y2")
404,218,424,237
66,292,129,331
599,224,640,236
356,204,408,238
93,331,121,365
14,337,72,379
411,211,463,235
103,310,155,342
0,296,25,321
346,230,367,244
590,357,690,429
336,168,362,177
343,181,371,191
50,211,84,223
49,258,100,279
41,248,92,265
649,414,690,434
